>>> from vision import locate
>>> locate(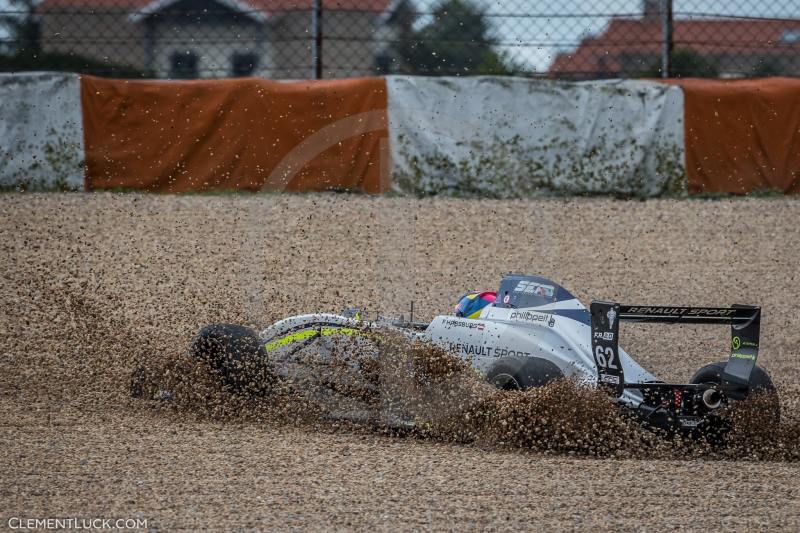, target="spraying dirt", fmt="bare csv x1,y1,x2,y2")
2,193,800,530
130,325,799,461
